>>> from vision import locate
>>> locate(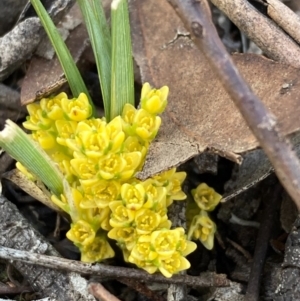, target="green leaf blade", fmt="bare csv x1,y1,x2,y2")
77,0,112,121
30,0,95,115
111,0,134,120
